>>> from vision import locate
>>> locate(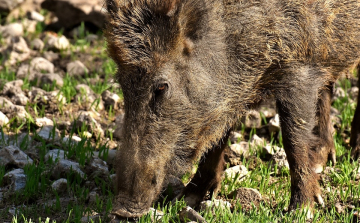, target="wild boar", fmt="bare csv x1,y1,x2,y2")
104,0,360,218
